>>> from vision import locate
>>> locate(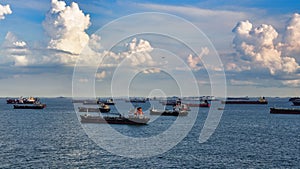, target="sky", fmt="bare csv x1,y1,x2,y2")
0,0,300,97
